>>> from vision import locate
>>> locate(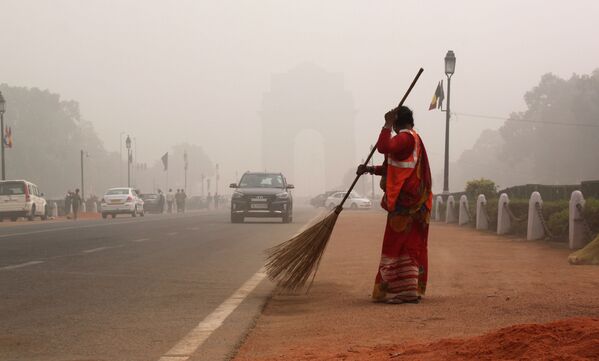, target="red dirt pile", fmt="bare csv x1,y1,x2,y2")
248,318,599,361
389,317,599,361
